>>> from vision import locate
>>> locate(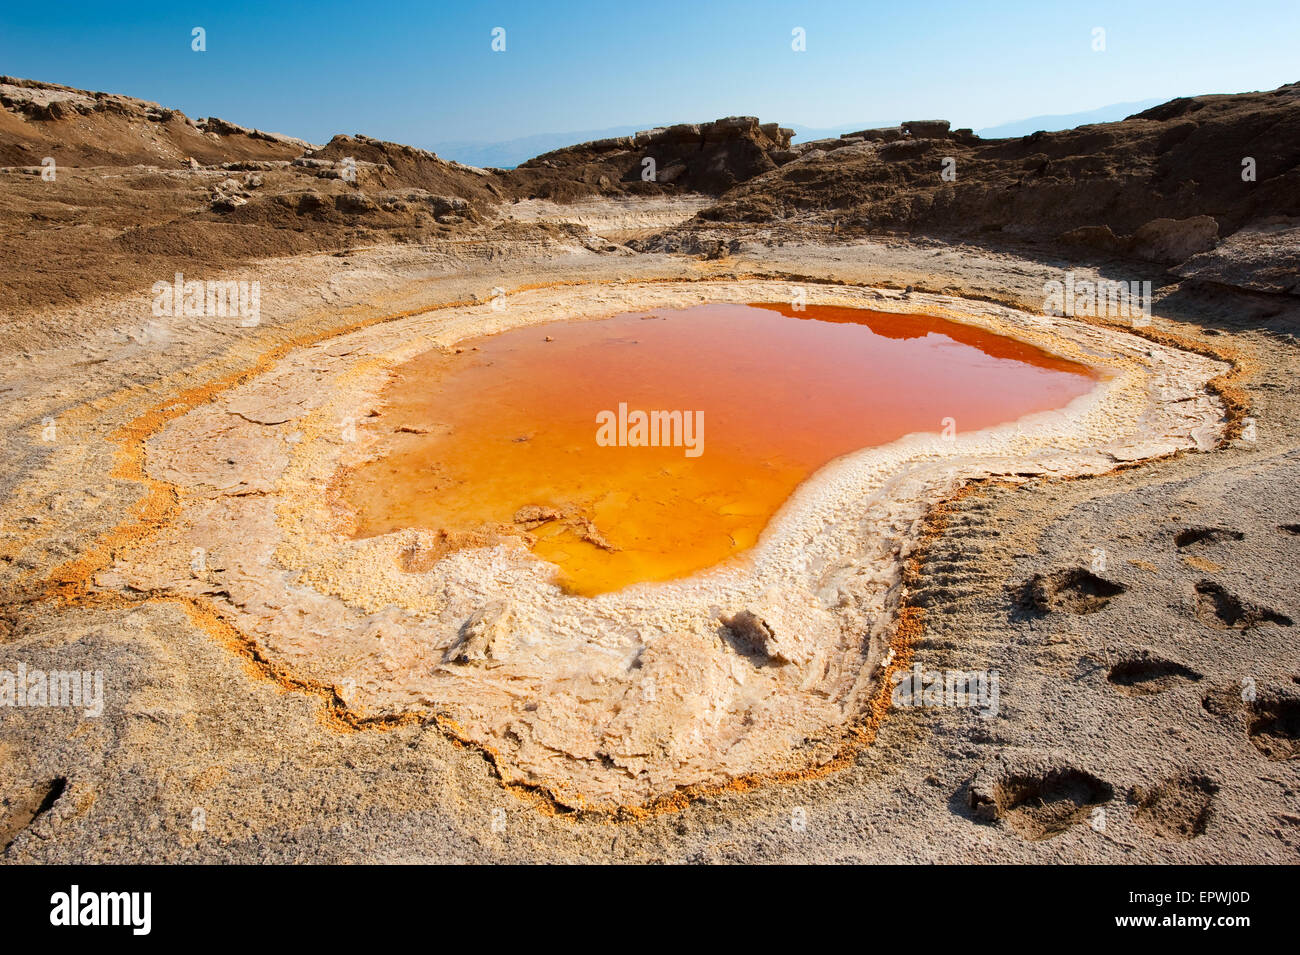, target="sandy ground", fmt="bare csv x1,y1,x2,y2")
1,200,1297,861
